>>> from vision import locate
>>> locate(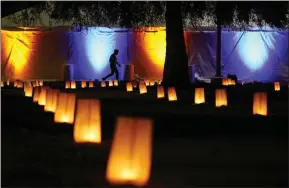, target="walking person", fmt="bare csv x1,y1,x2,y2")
102,49,121,80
